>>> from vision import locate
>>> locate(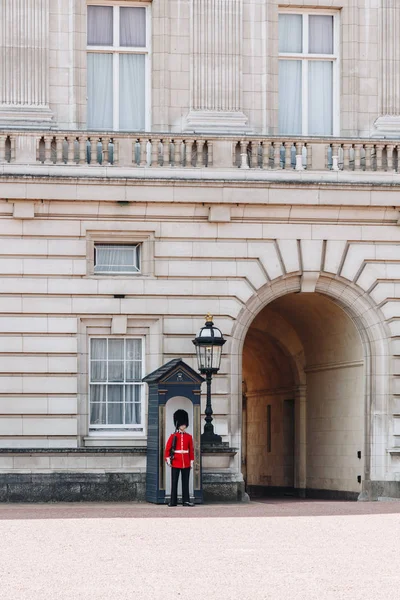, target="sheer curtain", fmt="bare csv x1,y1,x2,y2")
279,61,302,134
94,245,139,273
309,16,333,54
279,15,302,134
119,55,146,131
308,16,334,135
87,54,113,130
90,338,142,427
90,338,107,425
120,7,146,47
279,14,302,53
87,6,113,46
309,61,333,135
